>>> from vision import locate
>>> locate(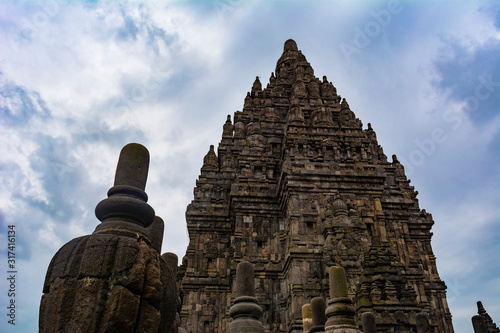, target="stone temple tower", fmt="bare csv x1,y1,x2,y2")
177,39,454,333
